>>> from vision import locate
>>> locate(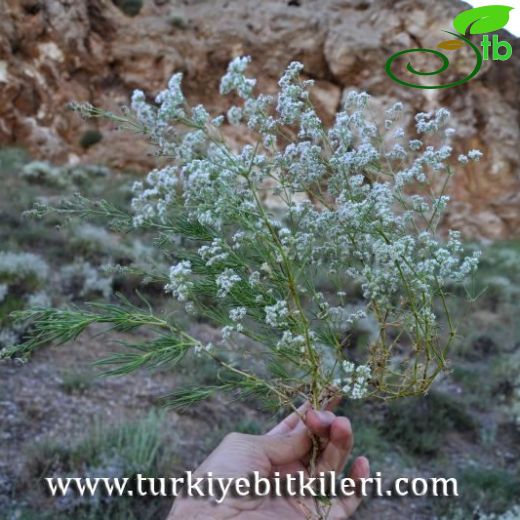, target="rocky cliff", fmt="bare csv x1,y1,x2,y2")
1,0,519,239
